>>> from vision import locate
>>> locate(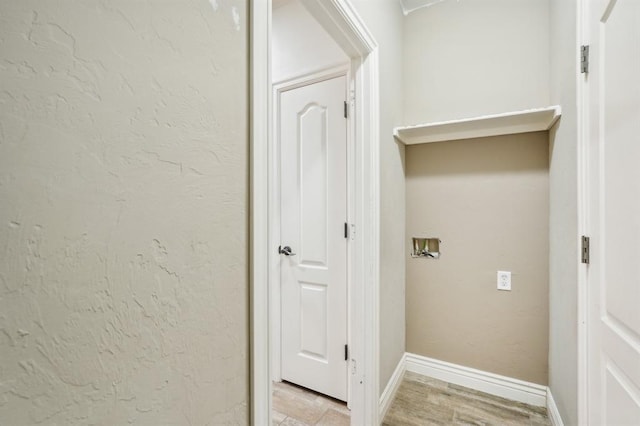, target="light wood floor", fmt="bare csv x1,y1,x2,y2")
383,372,551,426
272,381,350,426
272,372,550,425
